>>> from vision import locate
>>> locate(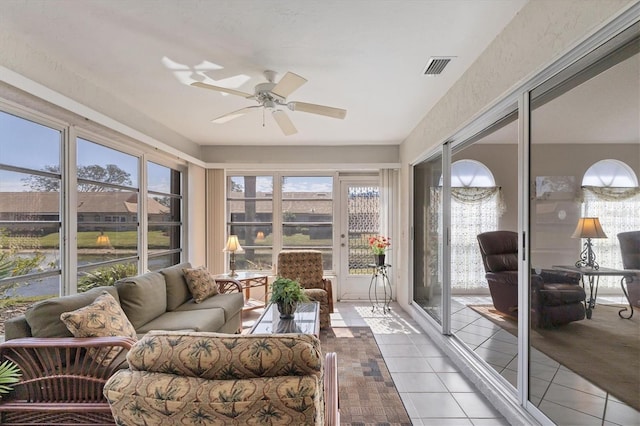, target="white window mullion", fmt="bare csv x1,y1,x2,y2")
139,155,148,272
64,126,78,295
273,172,283,263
